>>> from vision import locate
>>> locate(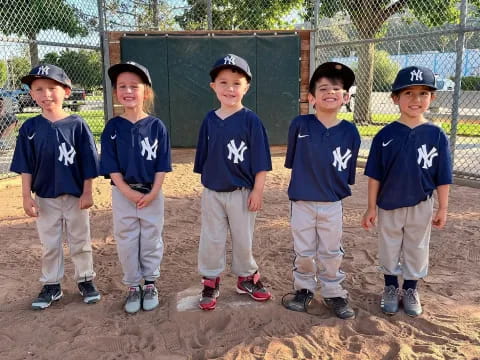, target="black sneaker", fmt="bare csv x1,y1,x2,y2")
78,280,101,304
323,297,355,319
32,284,63,310
283,289,314,312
